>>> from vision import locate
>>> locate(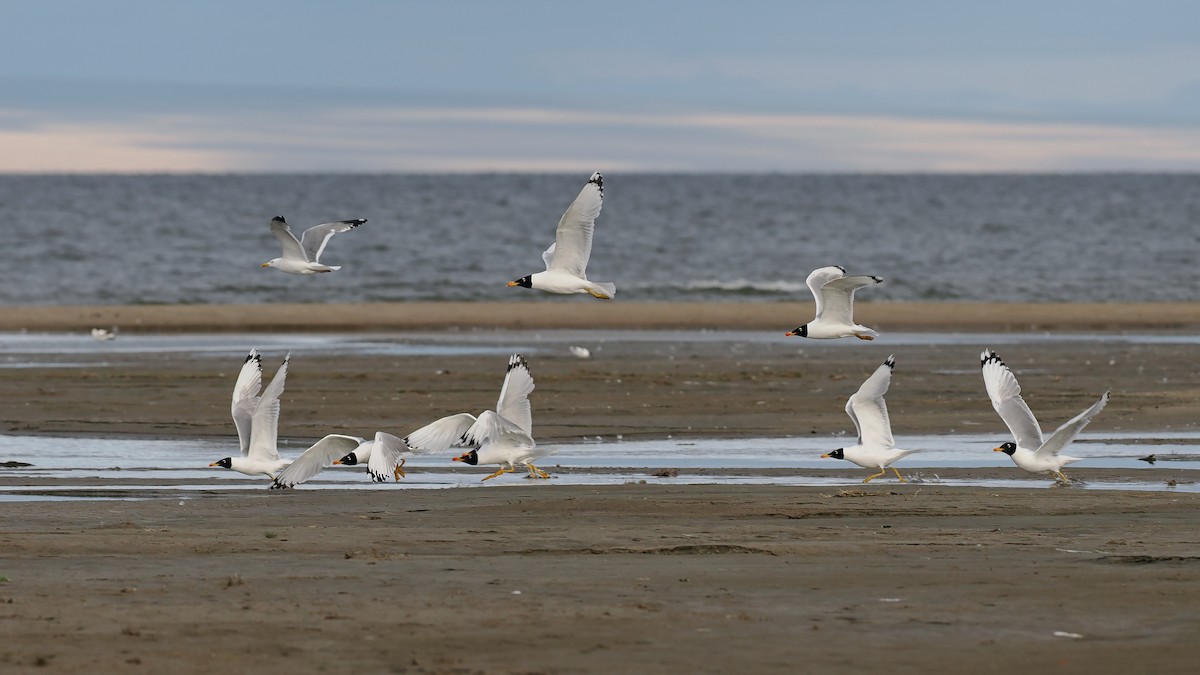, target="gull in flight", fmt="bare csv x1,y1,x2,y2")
262,215,365,274
507,172,616,299
981,349,1109,484
821,355,918,482
207,349,361,488
332,431,412,483
786,265,883,340
405,354,549,481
